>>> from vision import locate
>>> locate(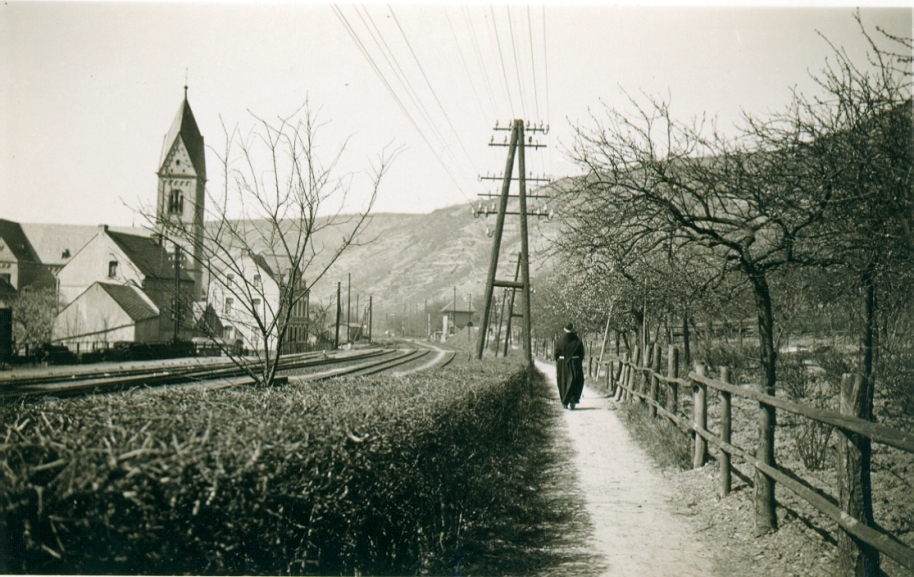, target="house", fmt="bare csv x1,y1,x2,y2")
54,225,195,343
0,219,56,294
52,282,160,347
208,251,309,352
440,296,476,335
